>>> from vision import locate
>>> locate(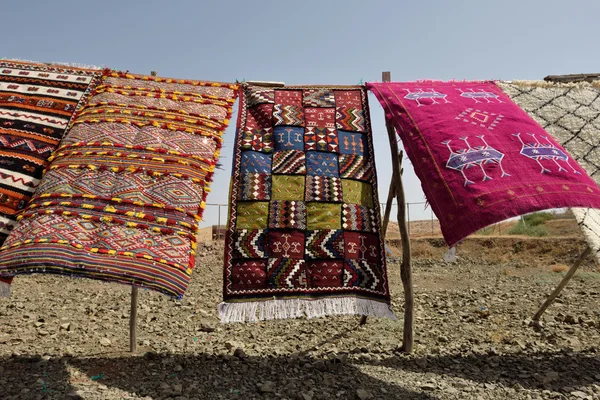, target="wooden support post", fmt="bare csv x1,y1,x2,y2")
382,71,414,353
532,246,591,322
129,70,158,353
